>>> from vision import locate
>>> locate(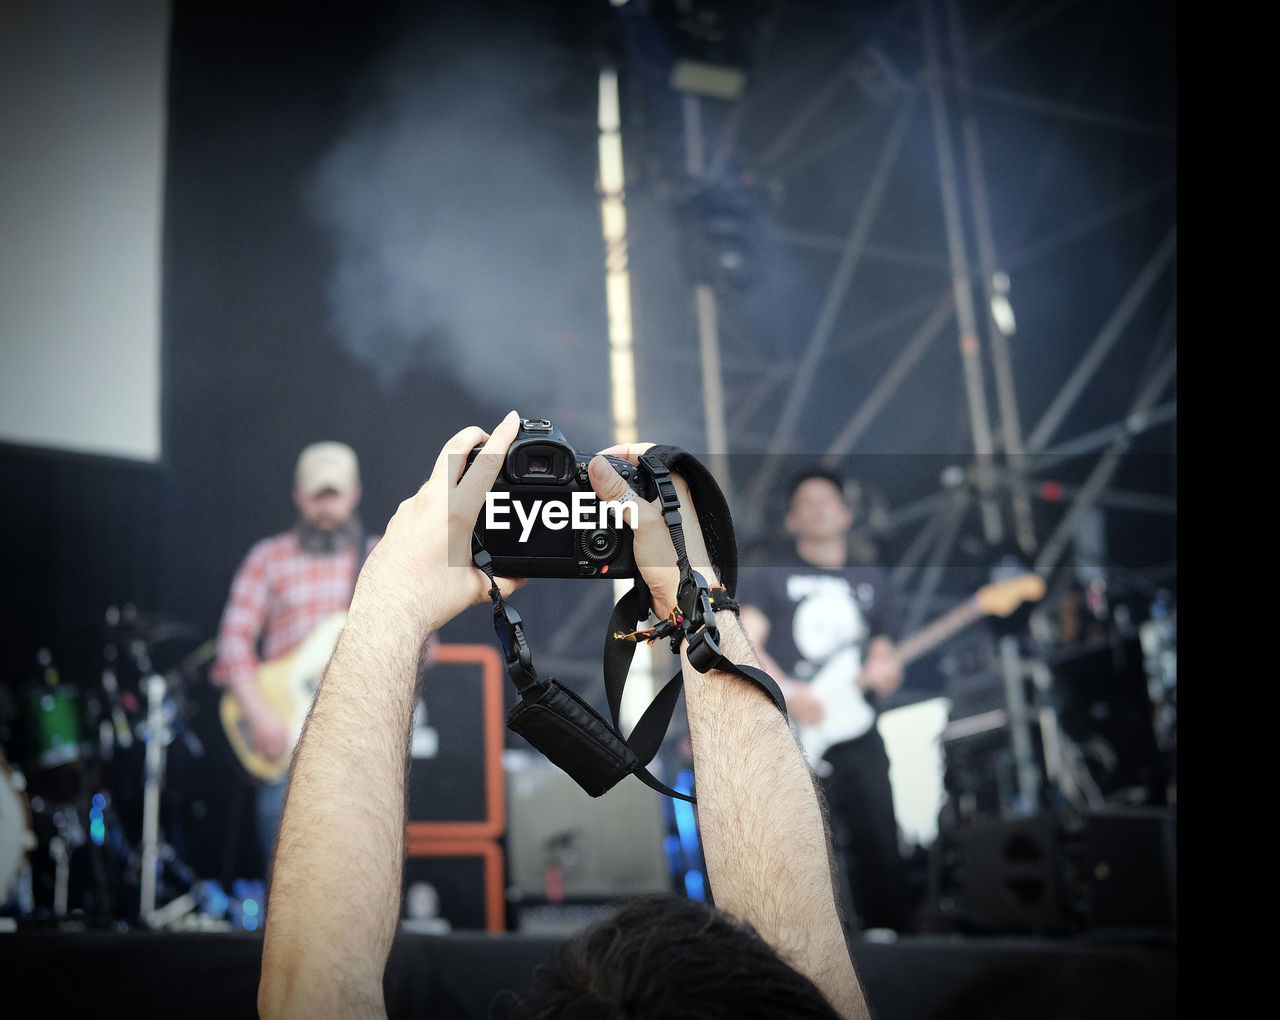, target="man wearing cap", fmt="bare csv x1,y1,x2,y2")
212,441,376,870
